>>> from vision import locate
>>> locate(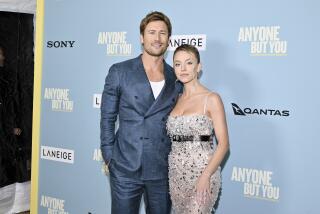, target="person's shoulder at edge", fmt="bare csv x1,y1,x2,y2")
206,91,225,111
110,54,142,71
